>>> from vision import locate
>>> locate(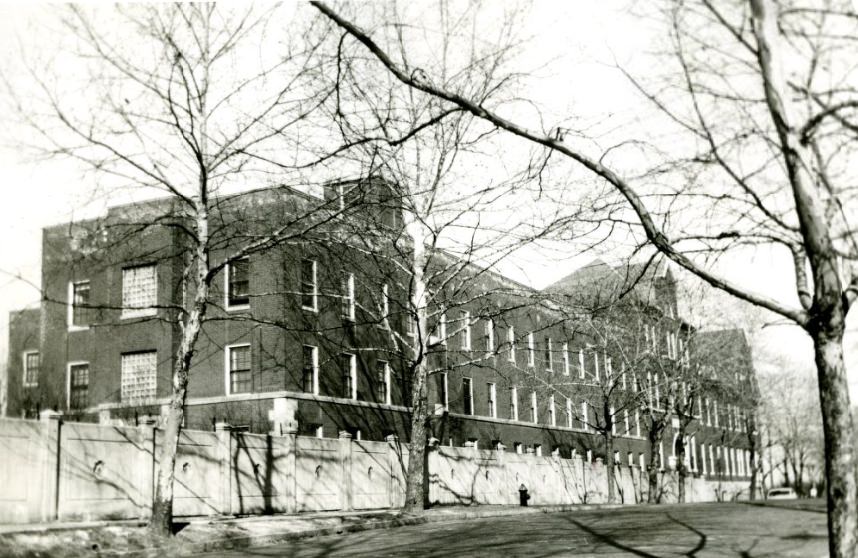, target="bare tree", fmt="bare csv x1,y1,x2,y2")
312,2,858,554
